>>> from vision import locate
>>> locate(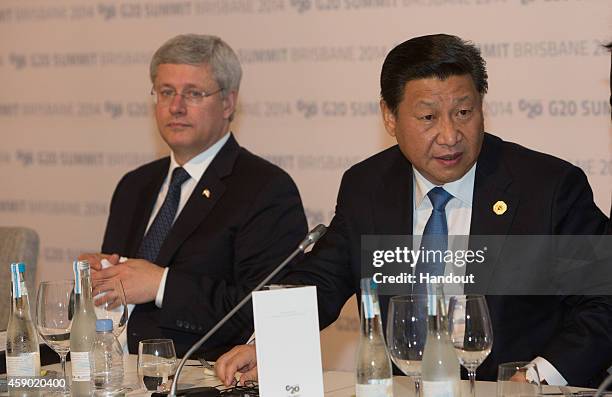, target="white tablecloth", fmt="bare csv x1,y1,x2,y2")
5,354,595,396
